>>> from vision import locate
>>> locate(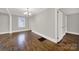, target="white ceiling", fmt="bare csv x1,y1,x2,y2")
0,8,47,16
61,8,79,15
0,8,79,16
